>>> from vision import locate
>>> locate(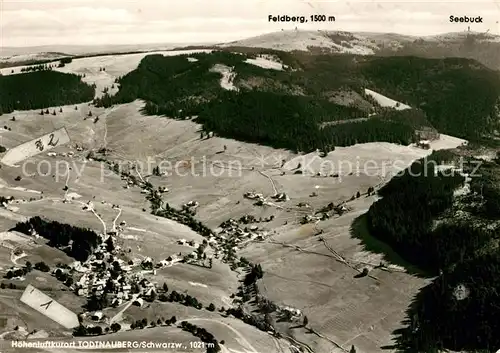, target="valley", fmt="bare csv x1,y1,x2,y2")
0,28,499,353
